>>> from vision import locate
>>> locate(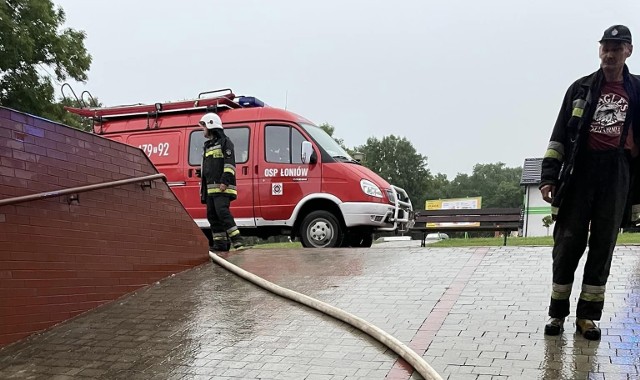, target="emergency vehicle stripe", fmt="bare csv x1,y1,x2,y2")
544,141,564,161
579,284,606,302
224,164,236,175
227,226,240,237
551,282,572,300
